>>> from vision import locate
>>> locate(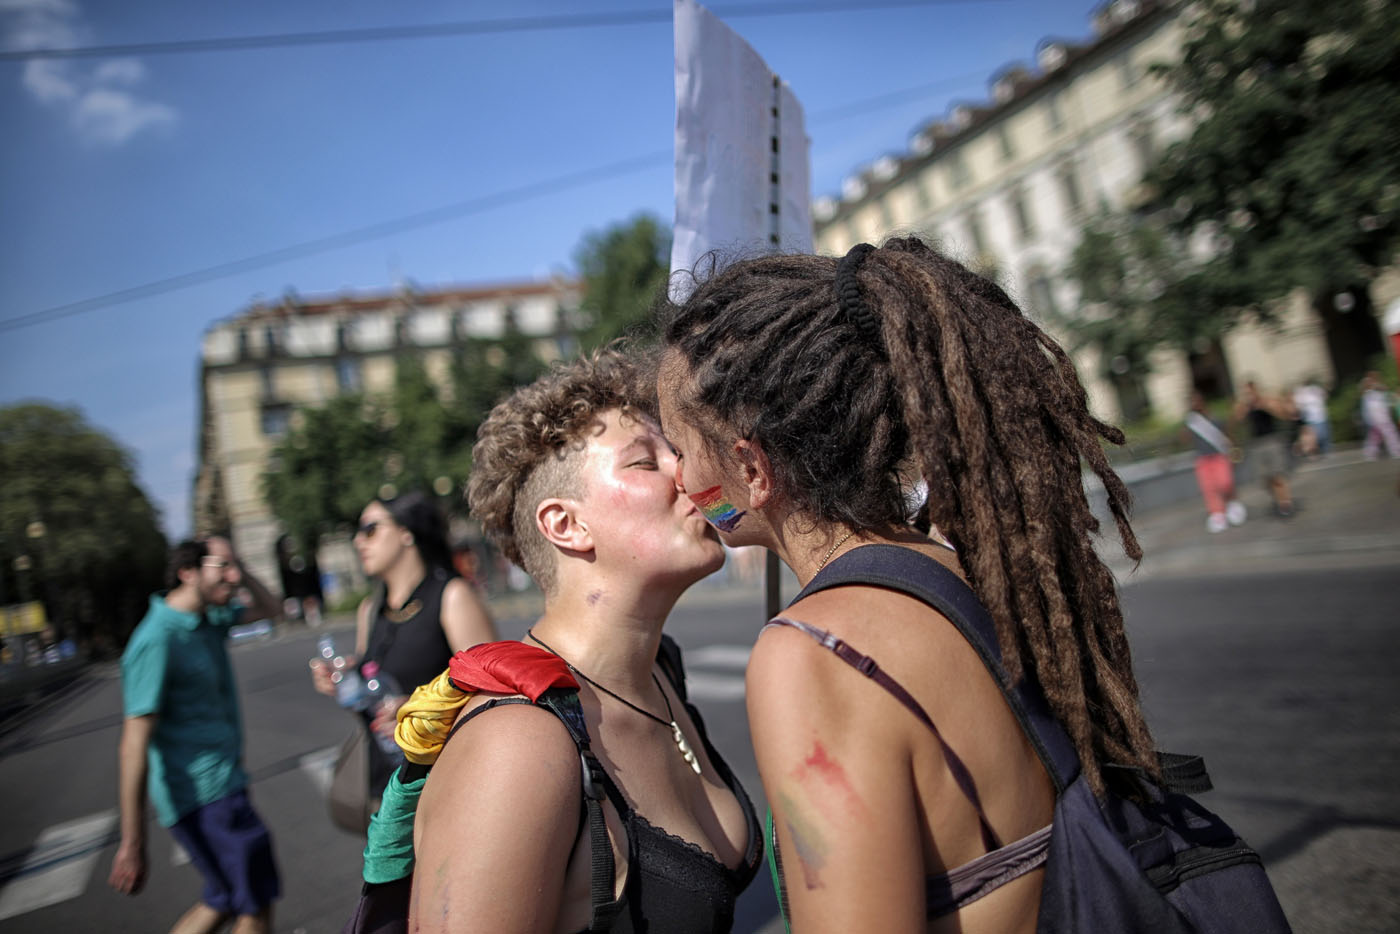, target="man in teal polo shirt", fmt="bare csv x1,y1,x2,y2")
108,536,282,934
